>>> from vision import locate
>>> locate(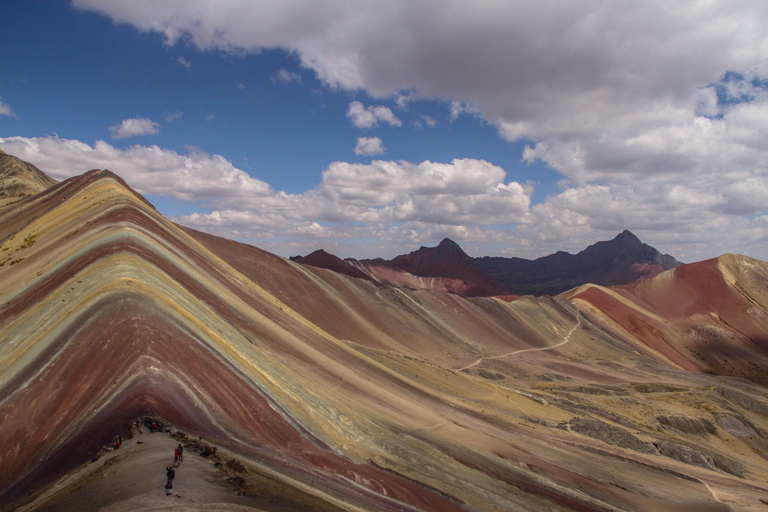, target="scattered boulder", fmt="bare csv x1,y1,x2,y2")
569,418,656,454
716,414,759,437
226,459,248,474
630,383,687,393
476,369,505,380
654,441,713,470
653,441,745,477
656,415,717,436
713,387,768,417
